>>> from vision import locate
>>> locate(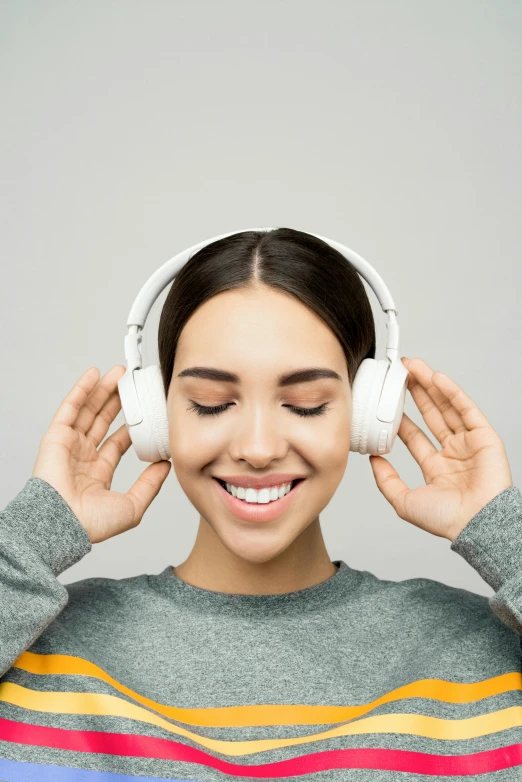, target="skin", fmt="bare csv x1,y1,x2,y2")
167,283,352,595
